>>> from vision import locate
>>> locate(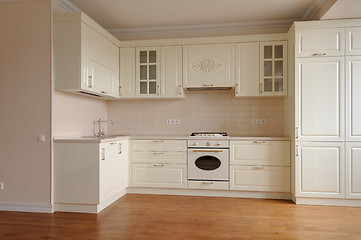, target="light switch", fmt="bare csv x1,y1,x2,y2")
38,135,46,142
